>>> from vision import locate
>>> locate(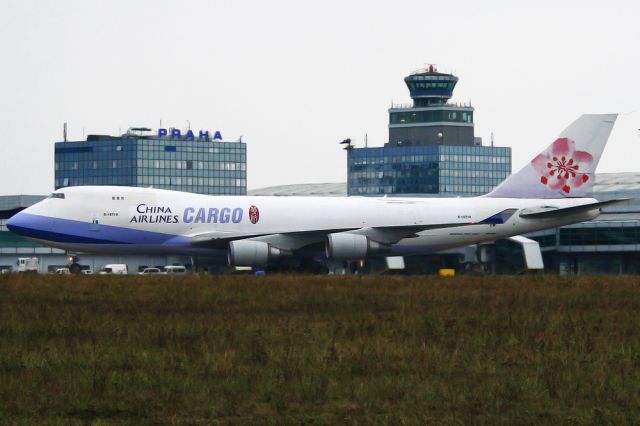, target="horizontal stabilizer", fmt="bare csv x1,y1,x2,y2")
519,199,630,219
